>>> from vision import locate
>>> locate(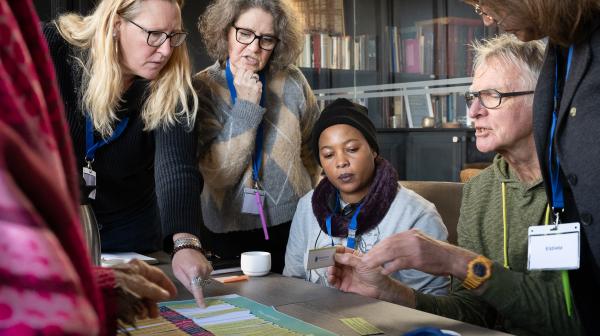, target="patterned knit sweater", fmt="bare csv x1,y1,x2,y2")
195,62,320,233
415,155,583,336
